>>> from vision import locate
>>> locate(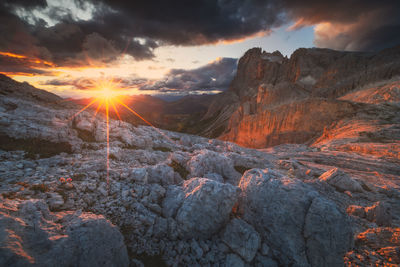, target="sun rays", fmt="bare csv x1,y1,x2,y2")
68,77,173,188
